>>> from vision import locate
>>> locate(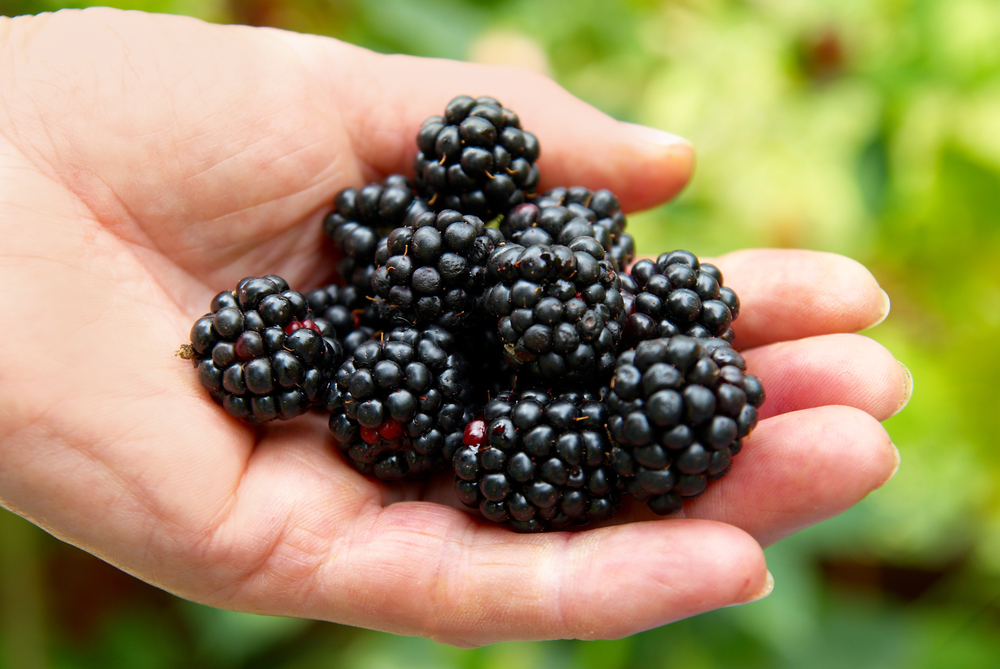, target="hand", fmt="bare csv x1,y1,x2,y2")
0,8,907,646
